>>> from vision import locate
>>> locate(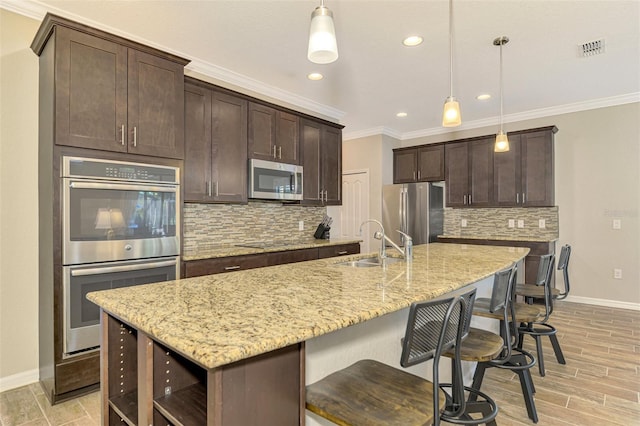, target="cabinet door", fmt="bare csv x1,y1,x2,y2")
127,49,185,159
493,134,522,206
521,130,554,206
417,145,445,182
55,27,128,152
322,125,342,205
468,138,494,207
445,142,469,207
301,119,322,205
211,91,248,203
248,103,276,160
276,111,300,164
183,83,212,202
393,149,417,183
